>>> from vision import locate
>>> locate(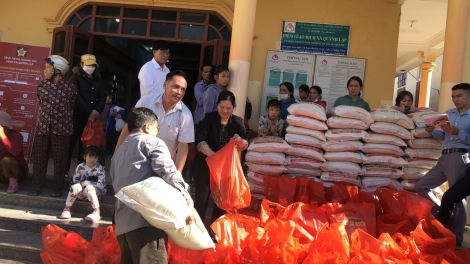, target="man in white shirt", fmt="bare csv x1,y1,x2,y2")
138,40,170,97
116,70,194,172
